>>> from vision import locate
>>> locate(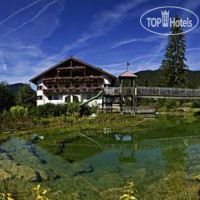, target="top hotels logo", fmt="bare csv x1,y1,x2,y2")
140,6,199,35
161,10,169,27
